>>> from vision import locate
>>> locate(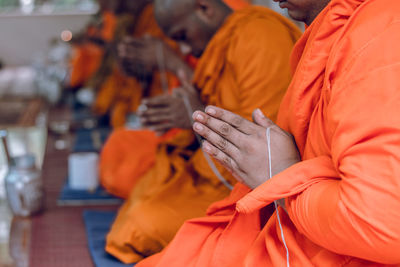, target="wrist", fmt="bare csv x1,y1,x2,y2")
272,158,300,177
